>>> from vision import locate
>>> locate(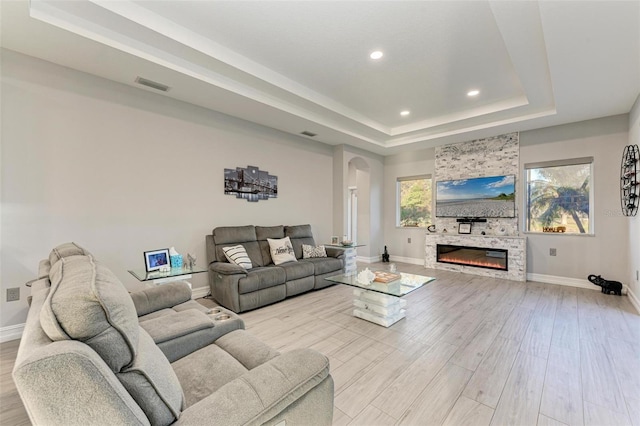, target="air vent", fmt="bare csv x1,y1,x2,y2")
135,77,170,92
300,131,317,137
